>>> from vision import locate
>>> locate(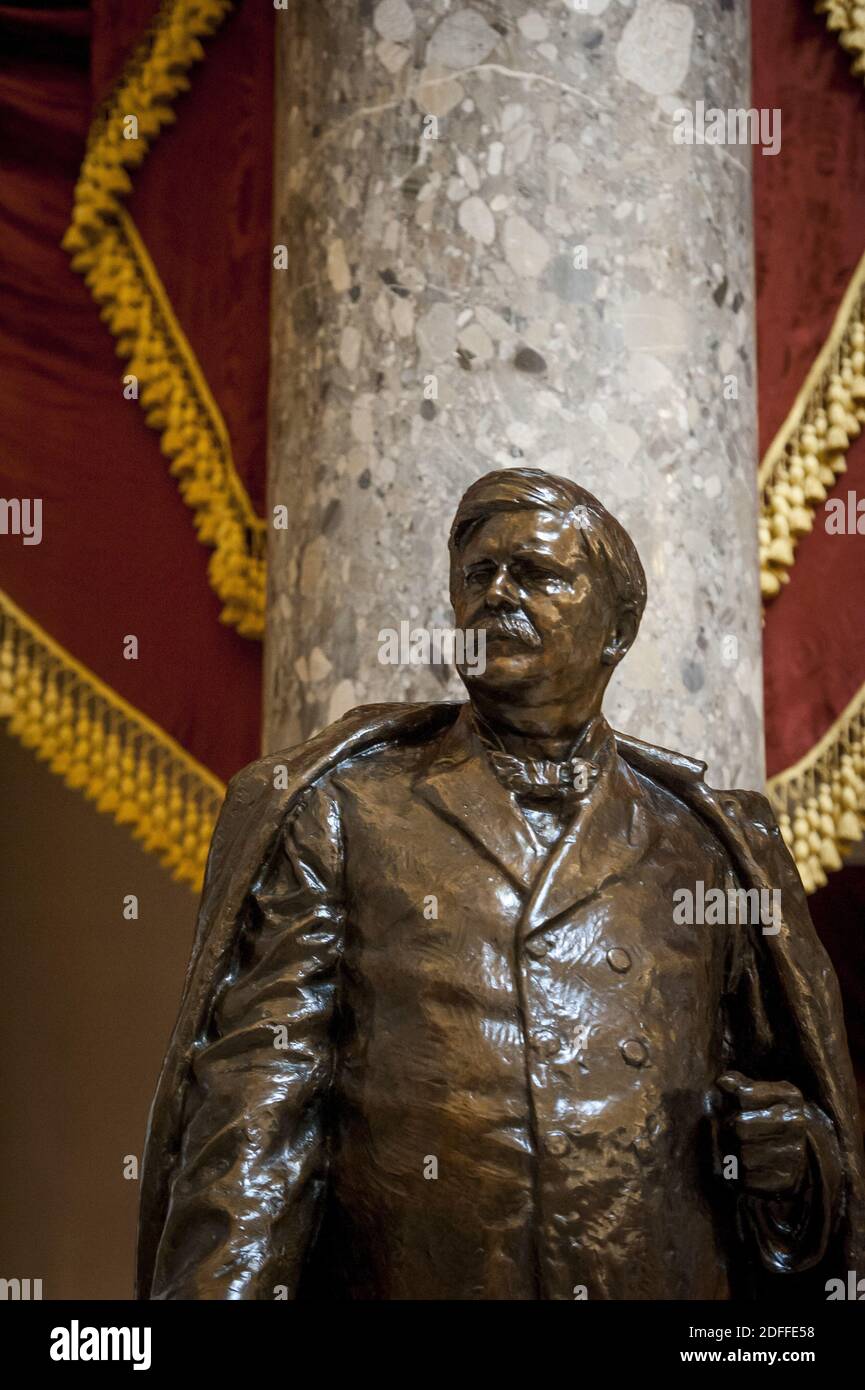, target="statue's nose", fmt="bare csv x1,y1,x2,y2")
486,565,518,607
